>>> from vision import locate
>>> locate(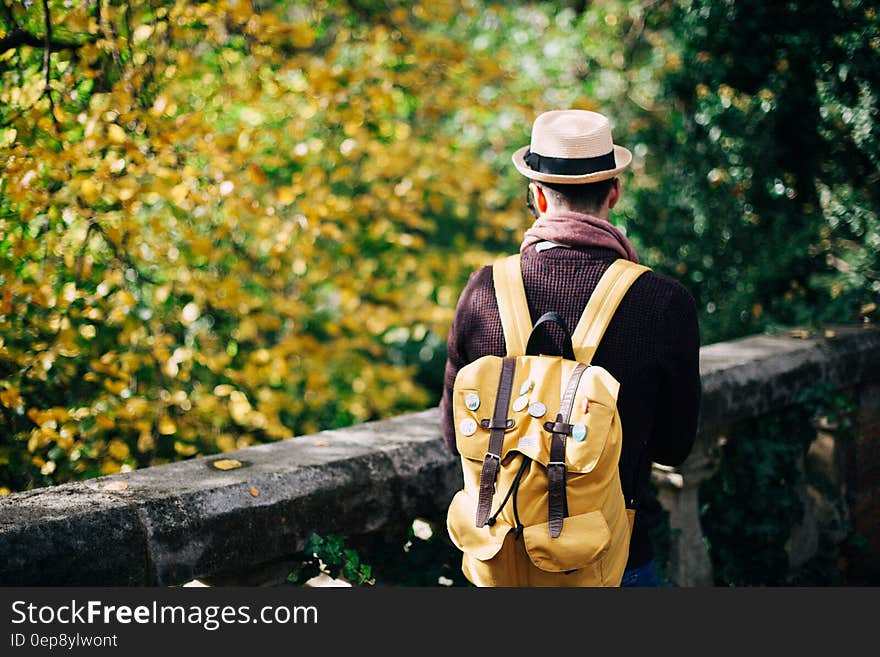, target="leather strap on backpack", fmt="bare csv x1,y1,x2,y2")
492,255,531,357
475,357,517,528
545,363,588,538
571,259,650,364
